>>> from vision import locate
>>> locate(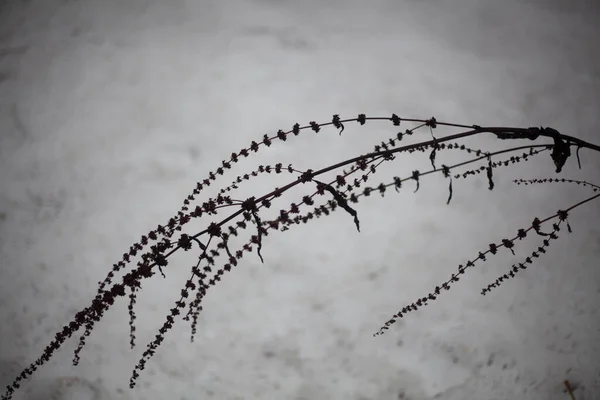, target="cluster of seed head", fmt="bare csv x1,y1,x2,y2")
3,114,596,400
373,210,574,337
